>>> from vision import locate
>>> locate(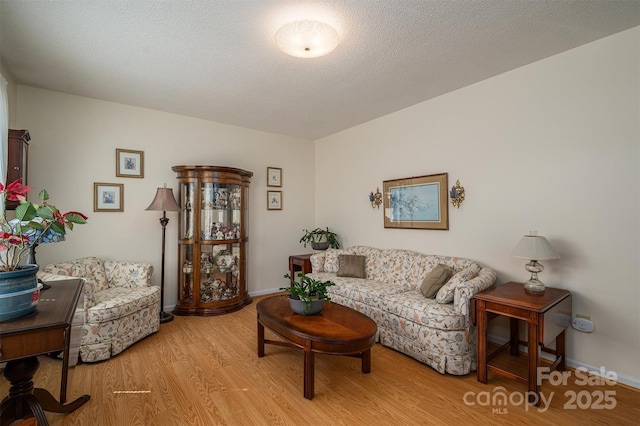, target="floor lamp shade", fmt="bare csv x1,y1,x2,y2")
146,186,180,323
